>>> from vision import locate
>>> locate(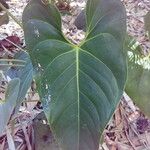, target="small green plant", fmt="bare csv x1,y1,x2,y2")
125,12,150,117
0,51,33,135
